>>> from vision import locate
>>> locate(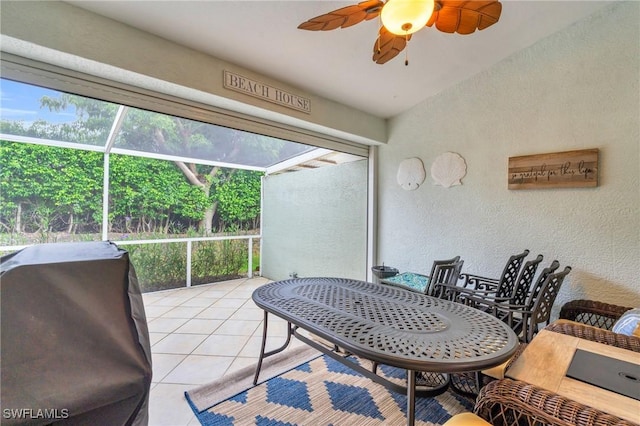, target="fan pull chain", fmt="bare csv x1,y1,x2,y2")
405,33,409,66
376,14,382,55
